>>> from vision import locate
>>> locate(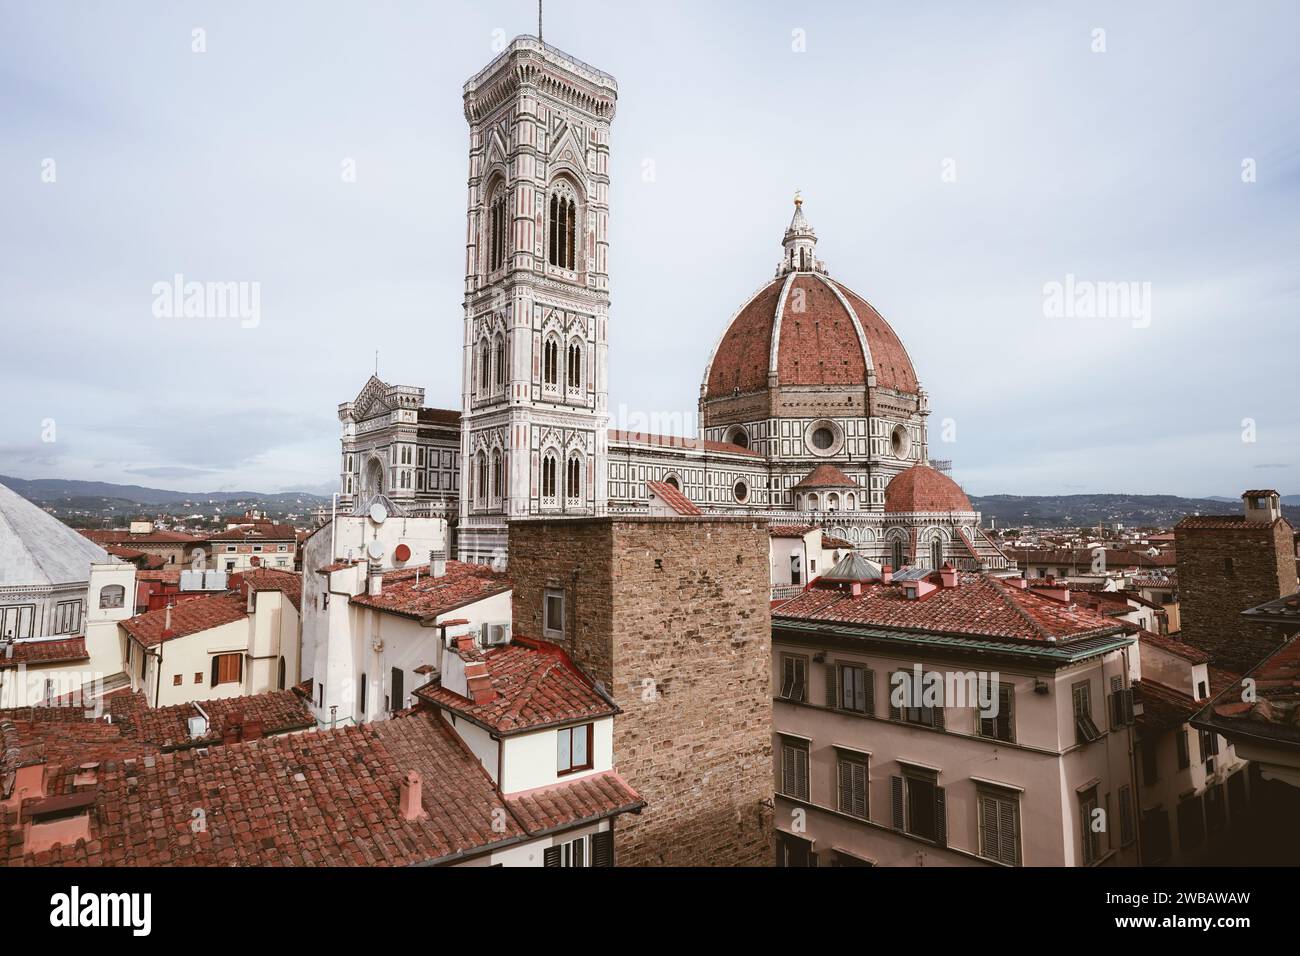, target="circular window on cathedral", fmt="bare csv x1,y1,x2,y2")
733,481,749,503
891,424,912,459
805,420,842,457
724,425,750,449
